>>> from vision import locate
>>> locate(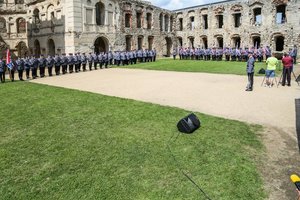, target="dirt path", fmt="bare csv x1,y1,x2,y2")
31,68,300,199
